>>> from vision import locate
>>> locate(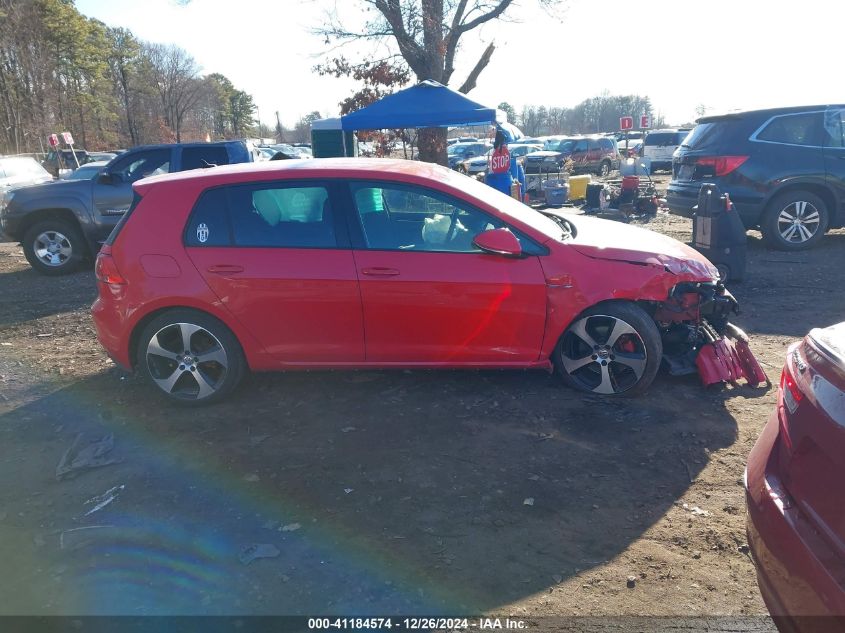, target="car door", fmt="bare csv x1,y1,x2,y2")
823,107,845,219
184,180,364,363
345,181,548,364
570,139,590,171
92,148,172,241
586,139,602,171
